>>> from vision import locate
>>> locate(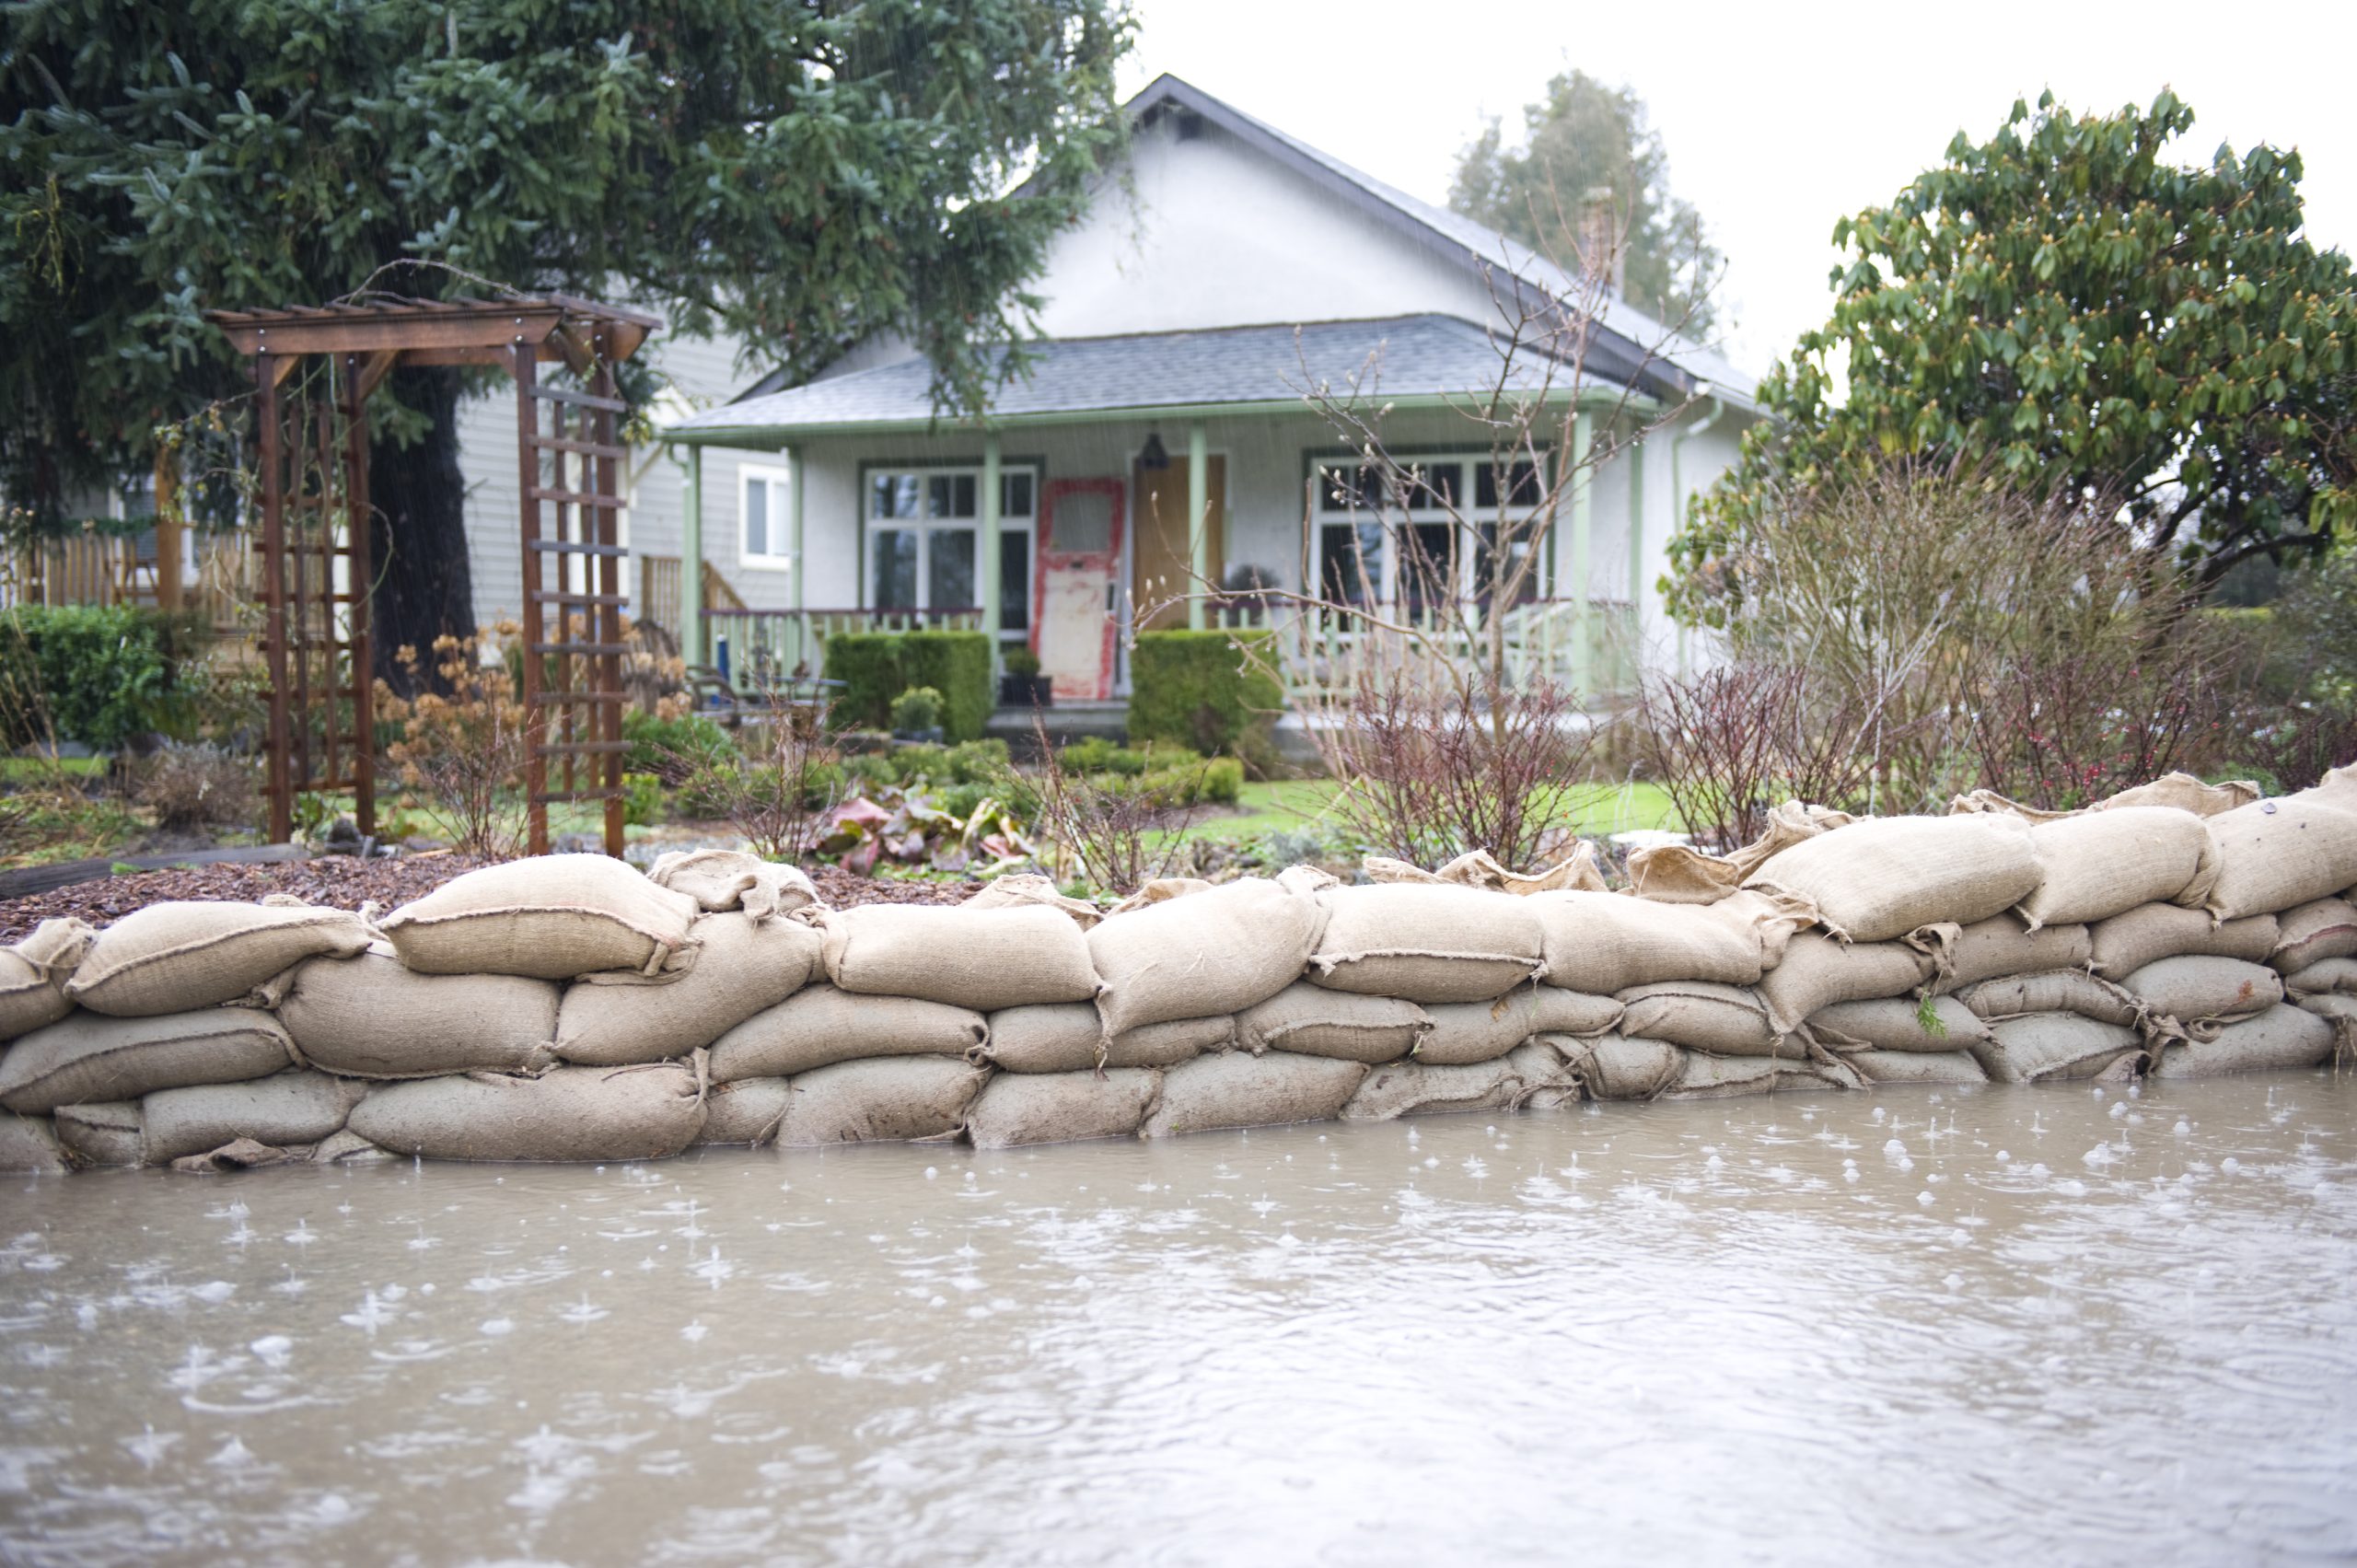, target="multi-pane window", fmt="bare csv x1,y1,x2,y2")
1314,455,1550,608
740,464,792,568
866,465,1037,632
